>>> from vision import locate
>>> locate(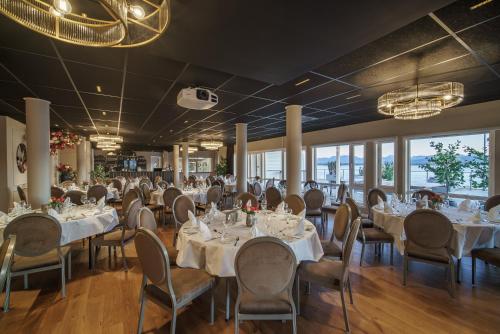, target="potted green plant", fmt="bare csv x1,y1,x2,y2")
215,158,228,177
